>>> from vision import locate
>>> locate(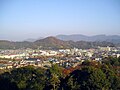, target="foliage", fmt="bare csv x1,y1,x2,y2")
0,66,47,90
63,66,110,90
0,57,120,90
49,64,63,78
47,64,63,90
102,57,120,66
